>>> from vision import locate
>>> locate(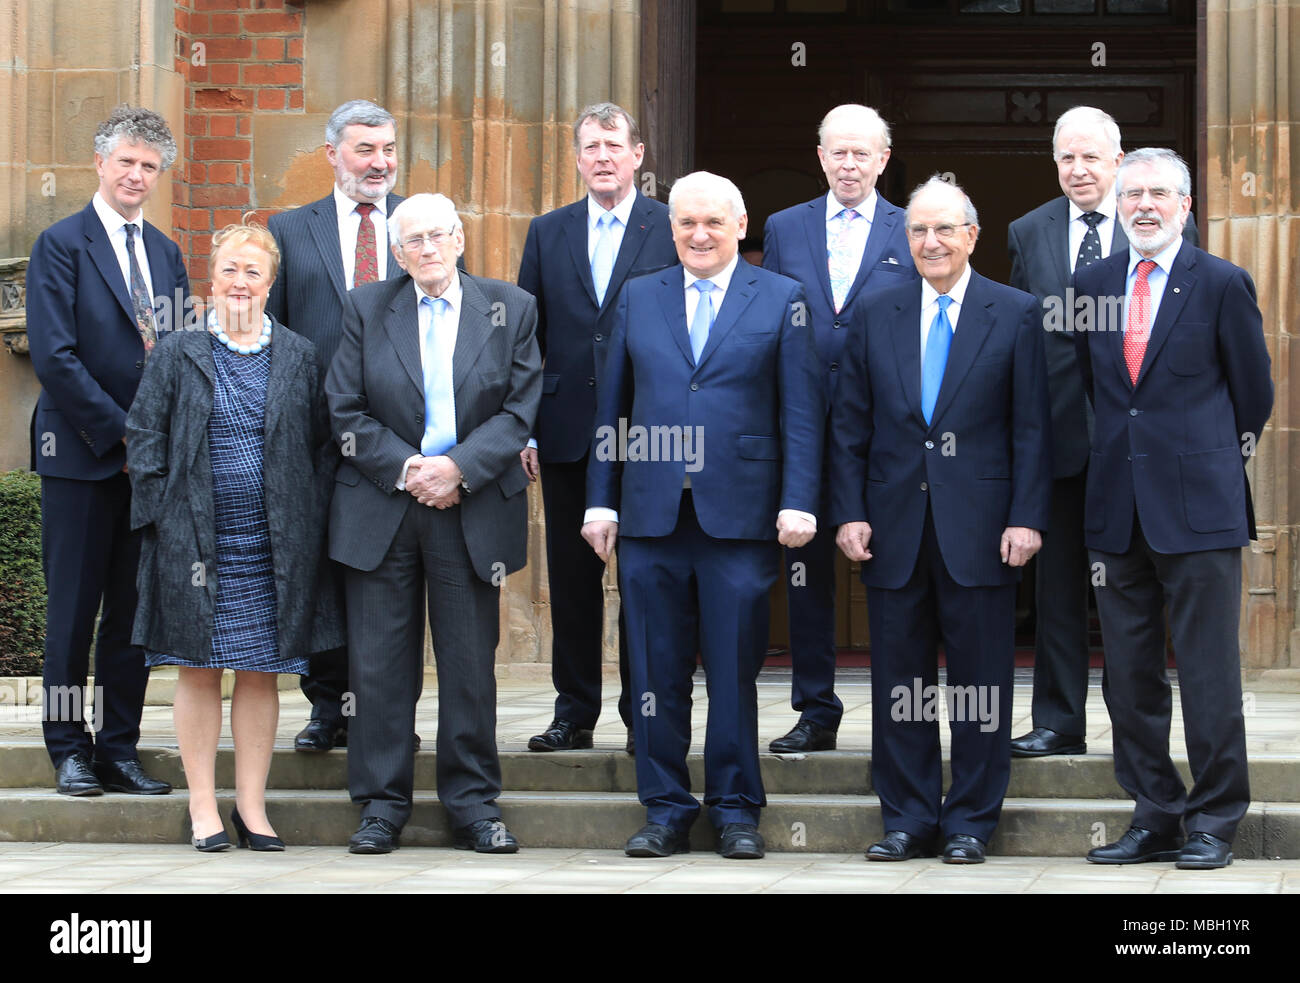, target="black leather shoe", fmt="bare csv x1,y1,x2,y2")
625,727,635,756
455,818,519,853
55,752,103,796
1087,826,1183,864
717,823,765,859
528,718,593,751
625,823,690,857
93,758,171,794
866,830,933,861
349,816,400,854
1175,832,1233,870
1009,726,1086,757
295,720,347,752
768,719,837,753
942,833,986,864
